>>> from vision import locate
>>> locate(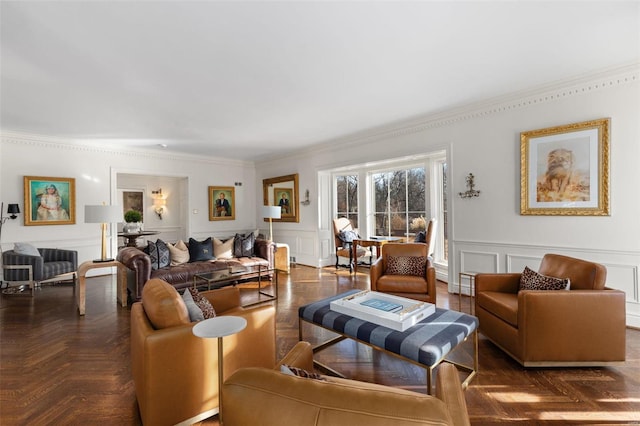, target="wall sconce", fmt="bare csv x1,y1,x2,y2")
0,202,20,244
459,173,481,198
301,189,311,206
152,189,166,219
